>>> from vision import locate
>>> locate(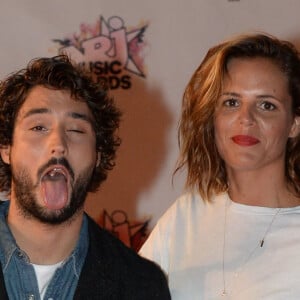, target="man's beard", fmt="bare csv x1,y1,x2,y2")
11,158,94,225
